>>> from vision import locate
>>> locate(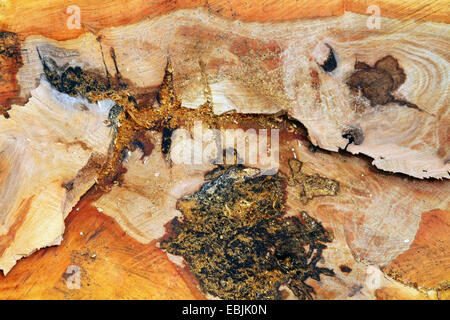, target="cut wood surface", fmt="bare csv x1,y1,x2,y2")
12,9,450,178
0,199,204,299
0,0,448,300
1,0,449,41
382,209,450,298
0,81,113,274
93,126,449,299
